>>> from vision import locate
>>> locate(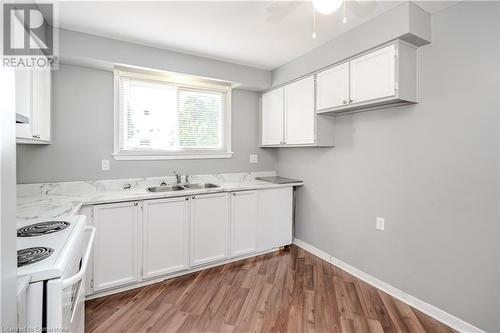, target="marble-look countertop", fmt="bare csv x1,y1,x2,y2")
17,171,303,220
